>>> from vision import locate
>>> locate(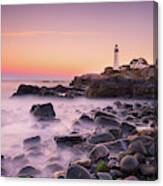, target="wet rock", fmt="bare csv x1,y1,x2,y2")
89,144,110,162
79,114,93,123
23,136,41,149
128,140,147,155
103,106,113,112
109,169,123,179
71,158,91,168
1,155,5,160
114,101,122,109
132,135,154,149
125,115,135,122
134,153,146,163
12,154,29,166
45,163,63,173
121,122,137,136
18,166,41,177
124,175,139,180
13,84,40,96
135,103,142,108
53,170,65,178
54,134,85,146
1,168,7,176
148,142,156,156
30,103,56,121
66,164,92,179
109,128,122,139
139,164,157,177
142,117,149,124
94,111,116,119
107,158,120,169
88,132,115,144
105,139,129,153
123,103,133,110
97,172,112,180
95,116,120,129
120,155,139,173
